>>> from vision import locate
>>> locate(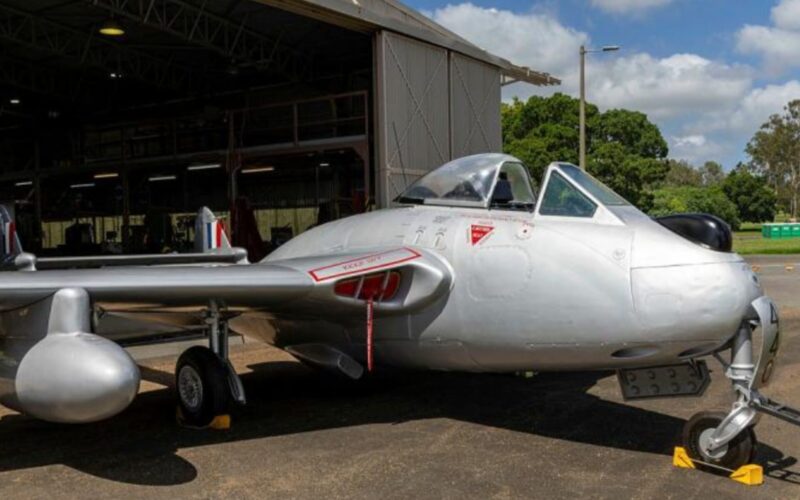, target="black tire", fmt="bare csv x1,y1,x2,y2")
175,346,230,427
682,411,757,470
